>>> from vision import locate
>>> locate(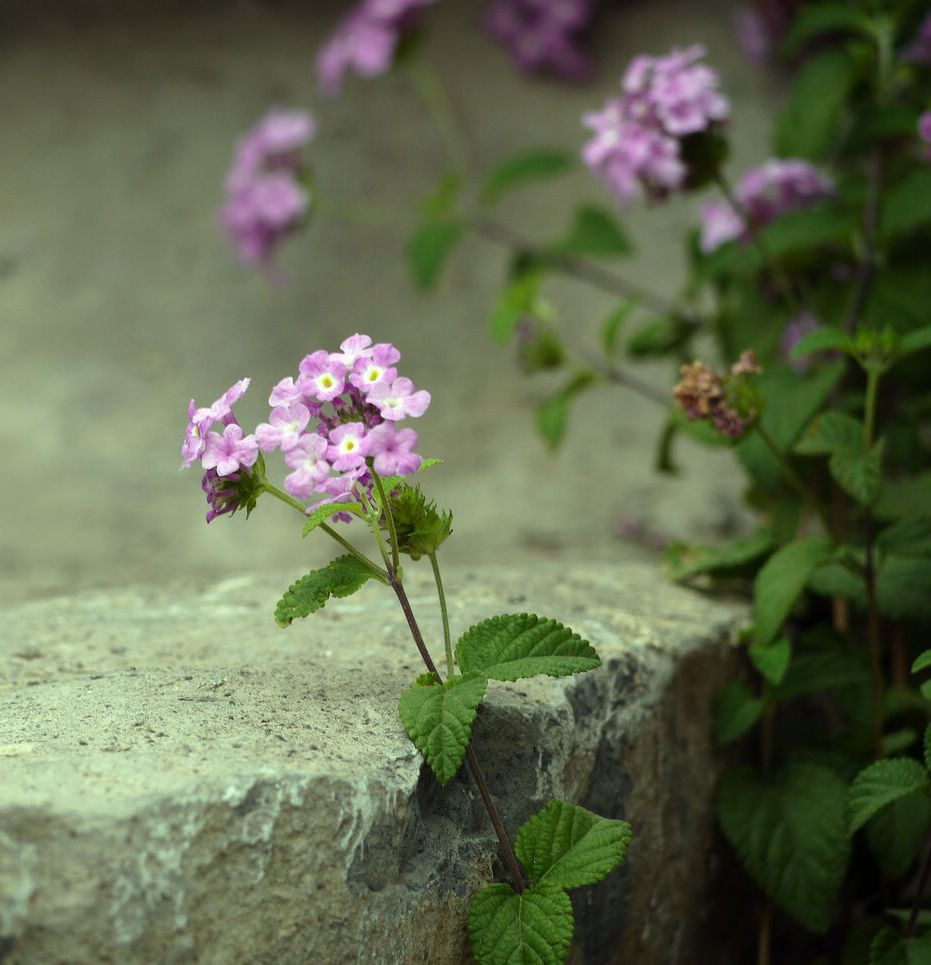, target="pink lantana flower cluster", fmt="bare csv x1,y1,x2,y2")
181,335,430,523
317,0,437,97
582,45,729,205
699,158,834,253
221,109,315,268
484,0,593,82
